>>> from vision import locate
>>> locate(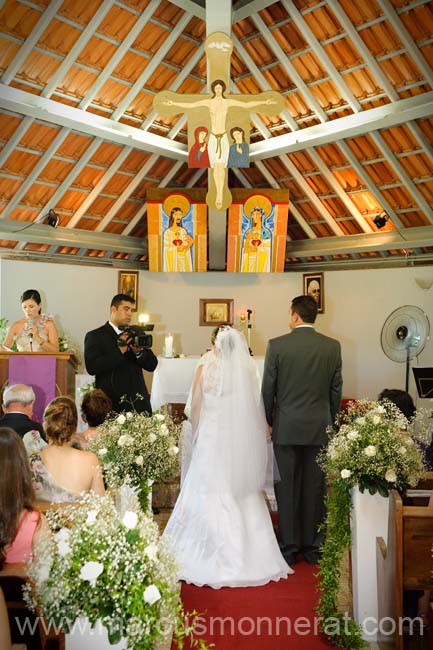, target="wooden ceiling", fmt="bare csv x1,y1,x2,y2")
0,0,433,270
